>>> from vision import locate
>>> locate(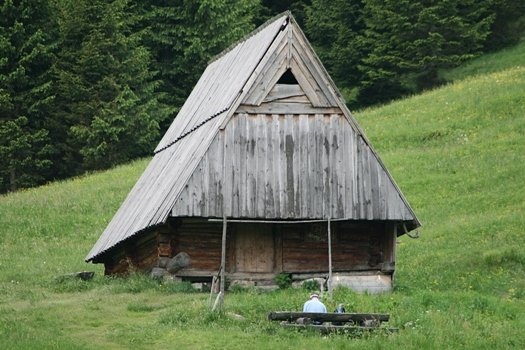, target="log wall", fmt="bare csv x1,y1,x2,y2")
281,221,386,272
103,219,395,281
